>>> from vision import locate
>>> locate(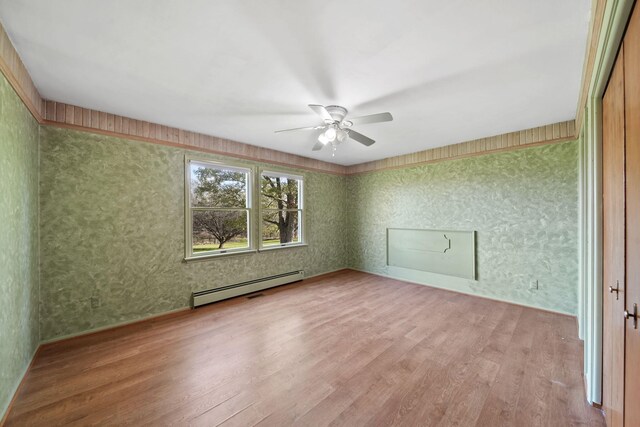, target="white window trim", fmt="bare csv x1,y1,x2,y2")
258,169,305,251
184,157,256,261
